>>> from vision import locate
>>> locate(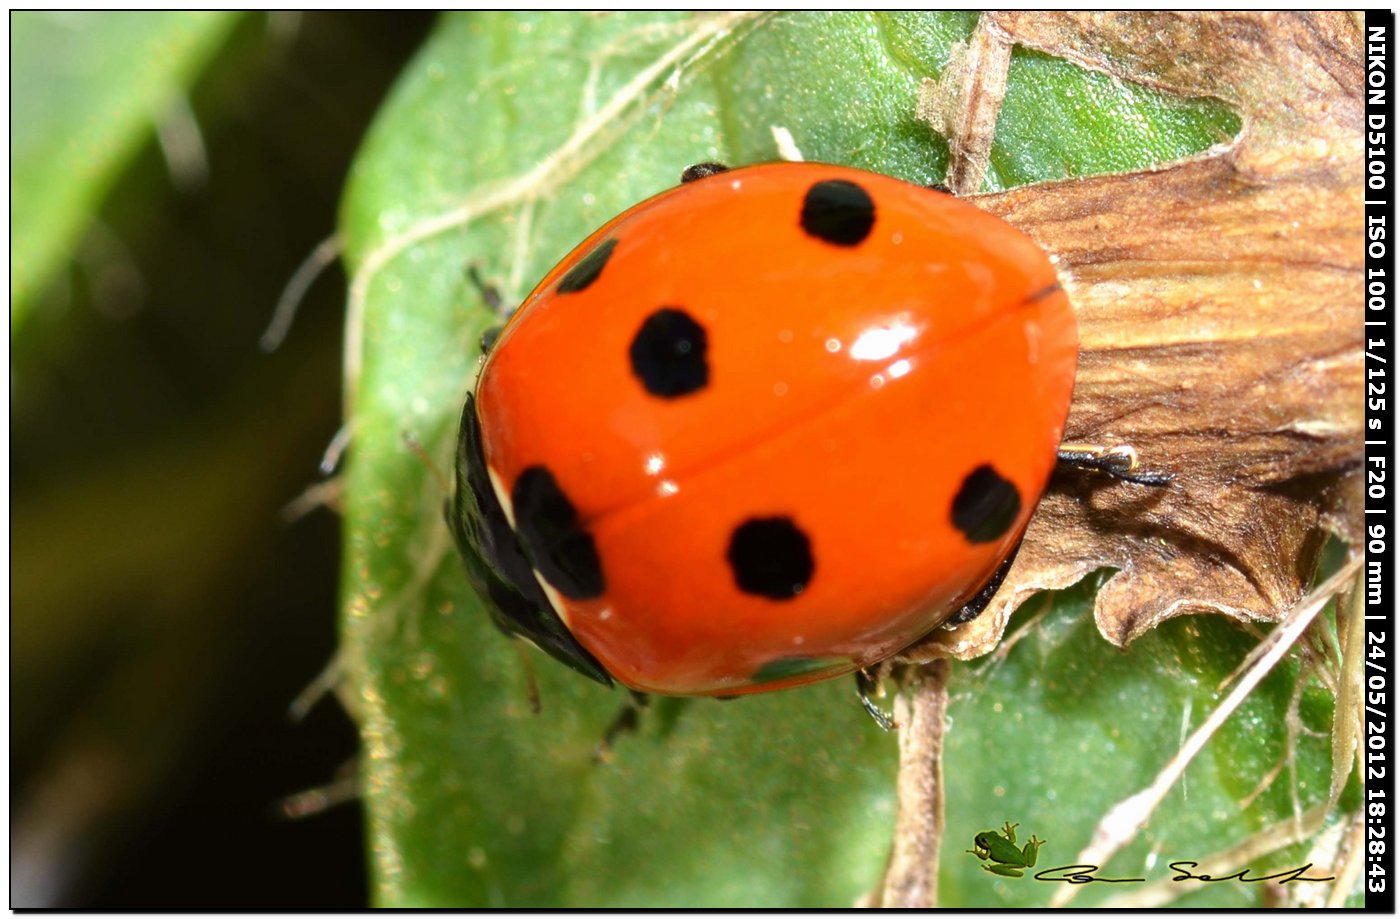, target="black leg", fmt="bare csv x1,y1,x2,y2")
1056,444,1174,487
594,690,651,763
855,669,896,731
467,264,511,355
